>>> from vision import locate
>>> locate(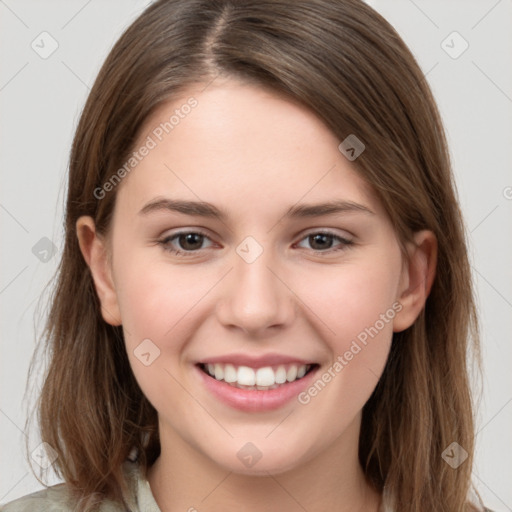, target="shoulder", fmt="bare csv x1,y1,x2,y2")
0,486,127,512
0,477,131,512
0,484,78,512
1,460,148,512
